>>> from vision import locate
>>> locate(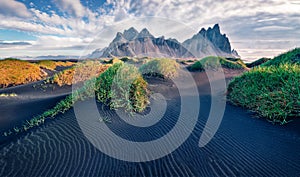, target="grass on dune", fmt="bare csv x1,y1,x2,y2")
0,58,47,88
4,63,149,135
50,61,111,86
262,48,300,67
139,58,180,78
37,60,74,71
227,64,300,124
95,62,149,112
189,56,247,71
